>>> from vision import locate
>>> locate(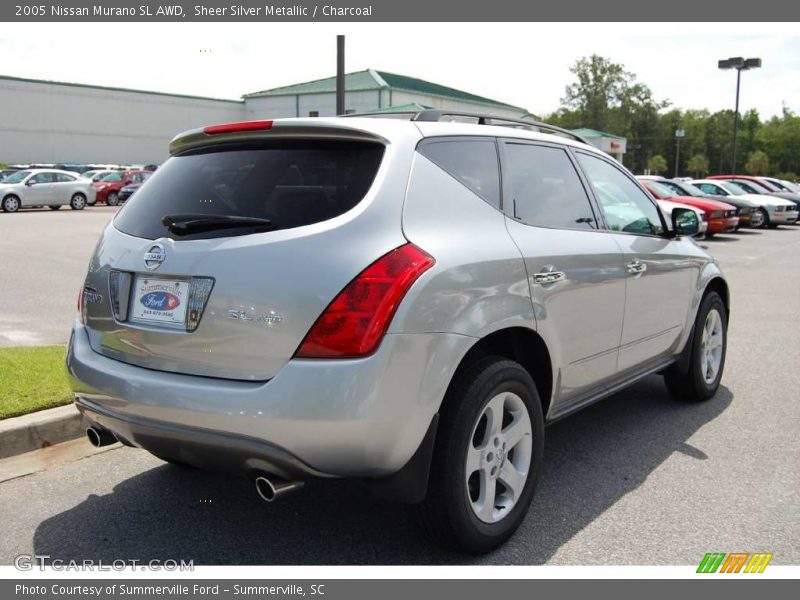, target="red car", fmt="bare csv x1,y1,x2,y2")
93,170,153,206
638,179,739,236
